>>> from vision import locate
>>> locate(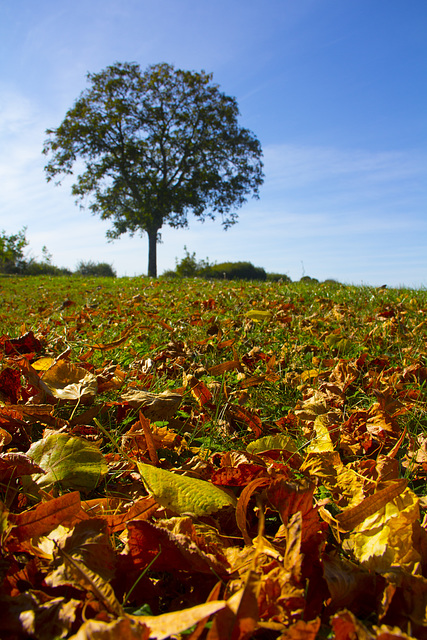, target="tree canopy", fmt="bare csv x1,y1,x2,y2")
43,62,264,276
